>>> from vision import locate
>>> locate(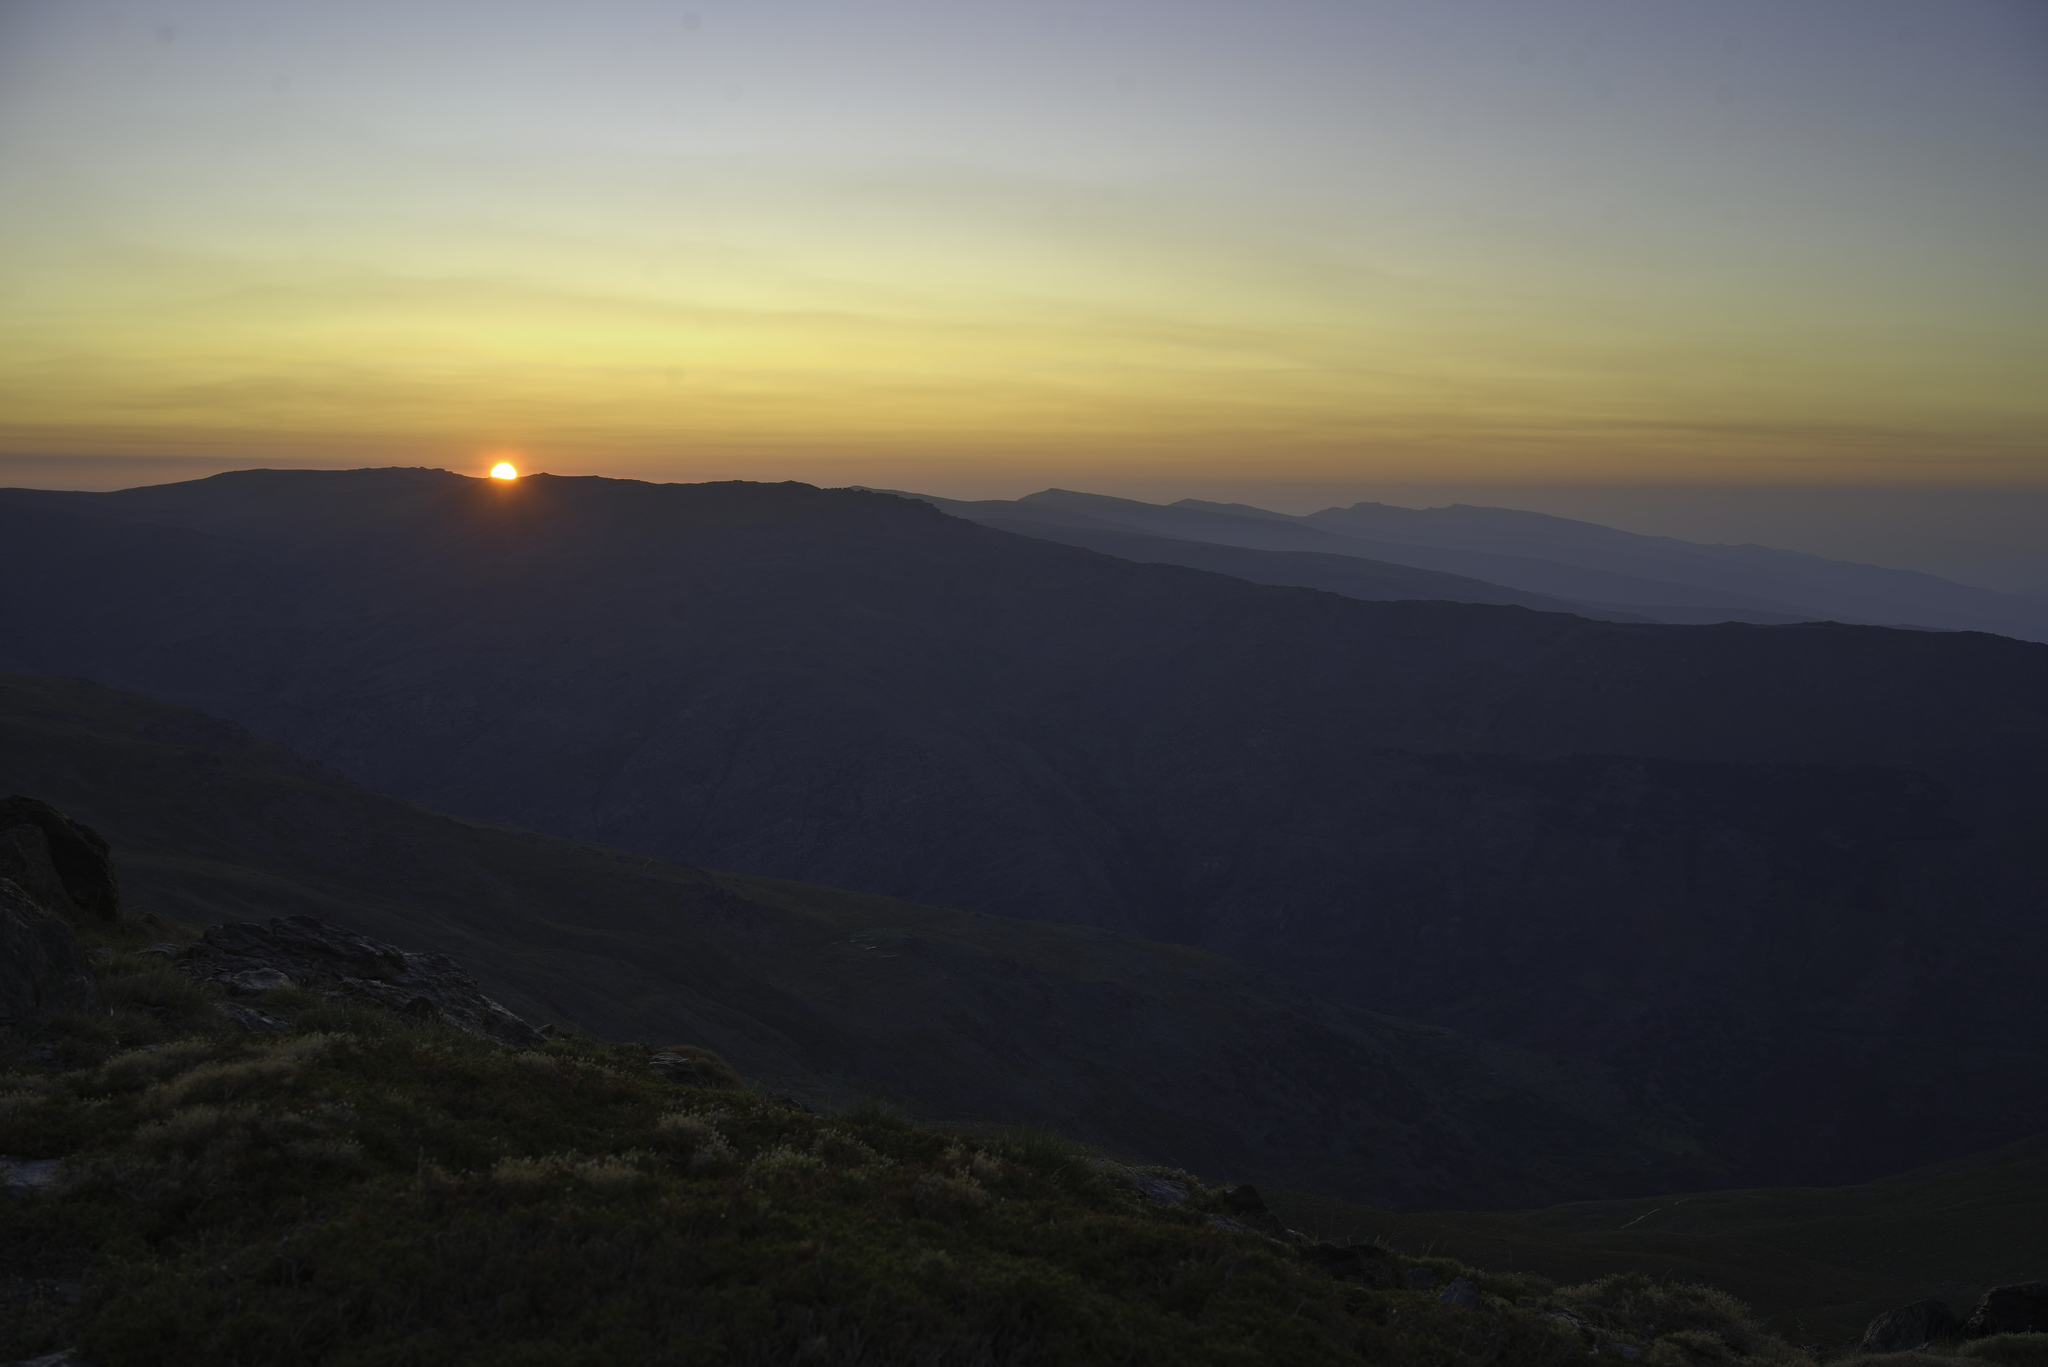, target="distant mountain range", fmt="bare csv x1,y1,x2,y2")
2,468,2044,1193
880,487,2048,640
